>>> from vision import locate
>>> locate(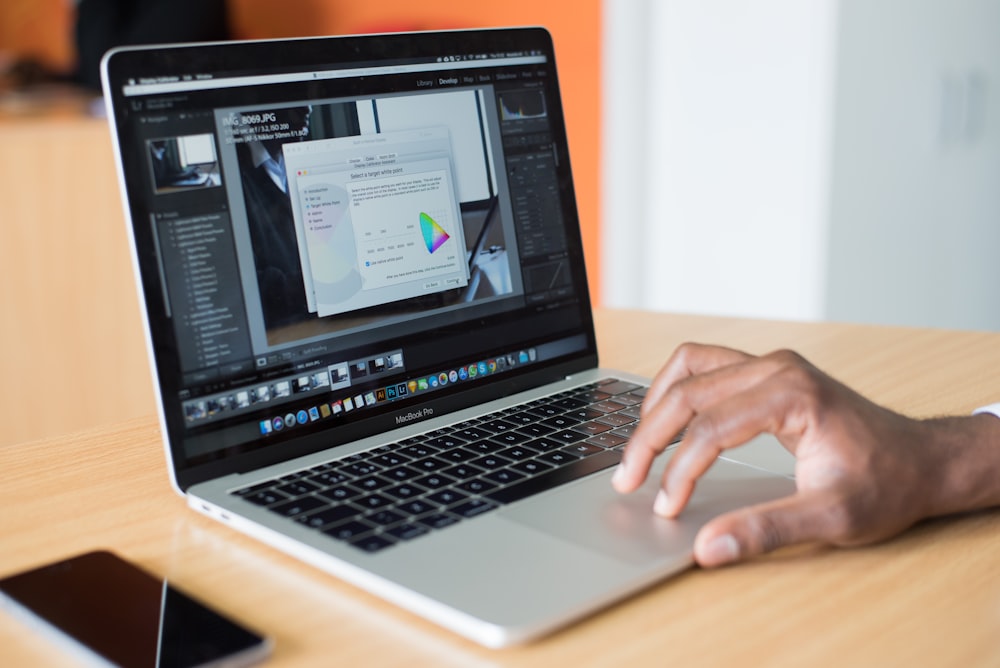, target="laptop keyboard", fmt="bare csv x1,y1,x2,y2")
231,378,646,553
